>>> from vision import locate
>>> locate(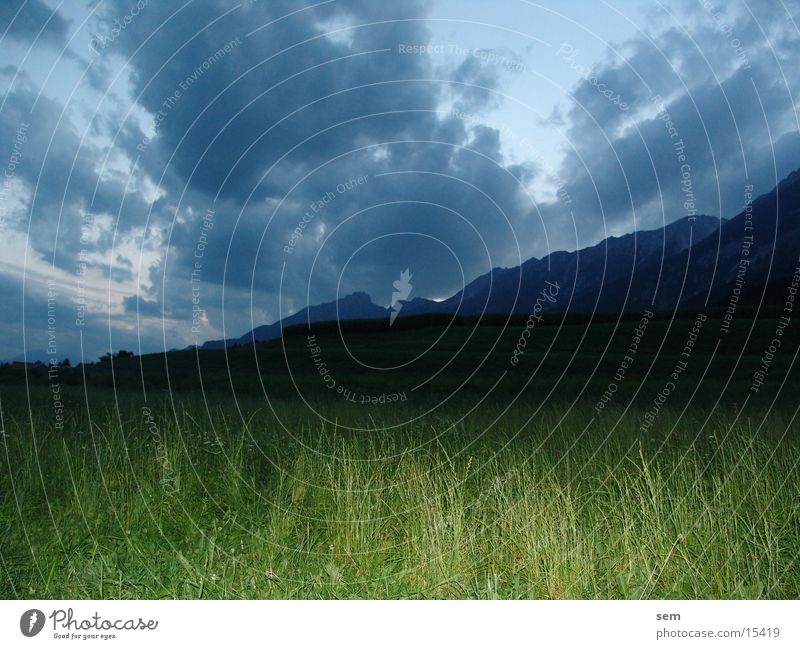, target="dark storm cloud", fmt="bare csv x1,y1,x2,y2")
90,0,536,339
122,293,161,317
0,69,167,276
150,126,534,338
448,51,504,113
0,0,70,48
541,2,800,251
106,0,441,199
